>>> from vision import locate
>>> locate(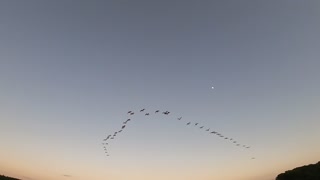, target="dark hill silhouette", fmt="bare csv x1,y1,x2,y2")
276,161,320,180
0,175,20,180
